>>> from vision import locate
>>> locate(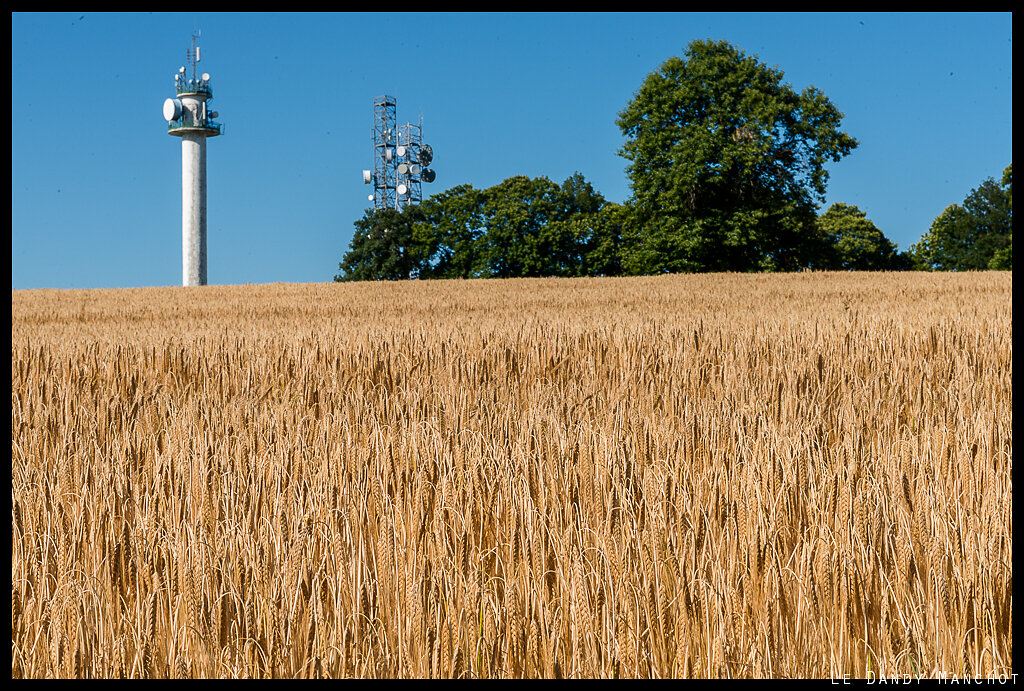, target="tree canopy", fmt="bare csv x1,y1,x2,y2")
335,173,621,282
816,203,907,271
335,206,425,282
415,183,487,279
911,165,1012,271
616,39,858,273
